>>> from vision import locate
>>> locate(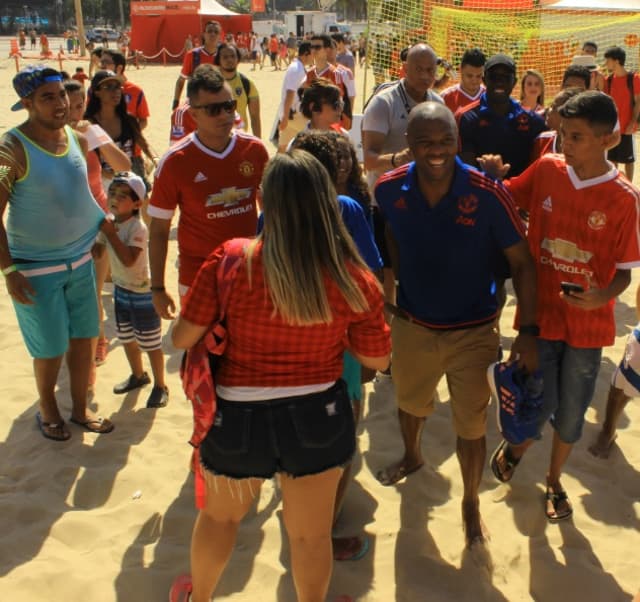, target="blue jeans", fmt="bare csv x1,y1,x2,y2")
537,339,602,444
